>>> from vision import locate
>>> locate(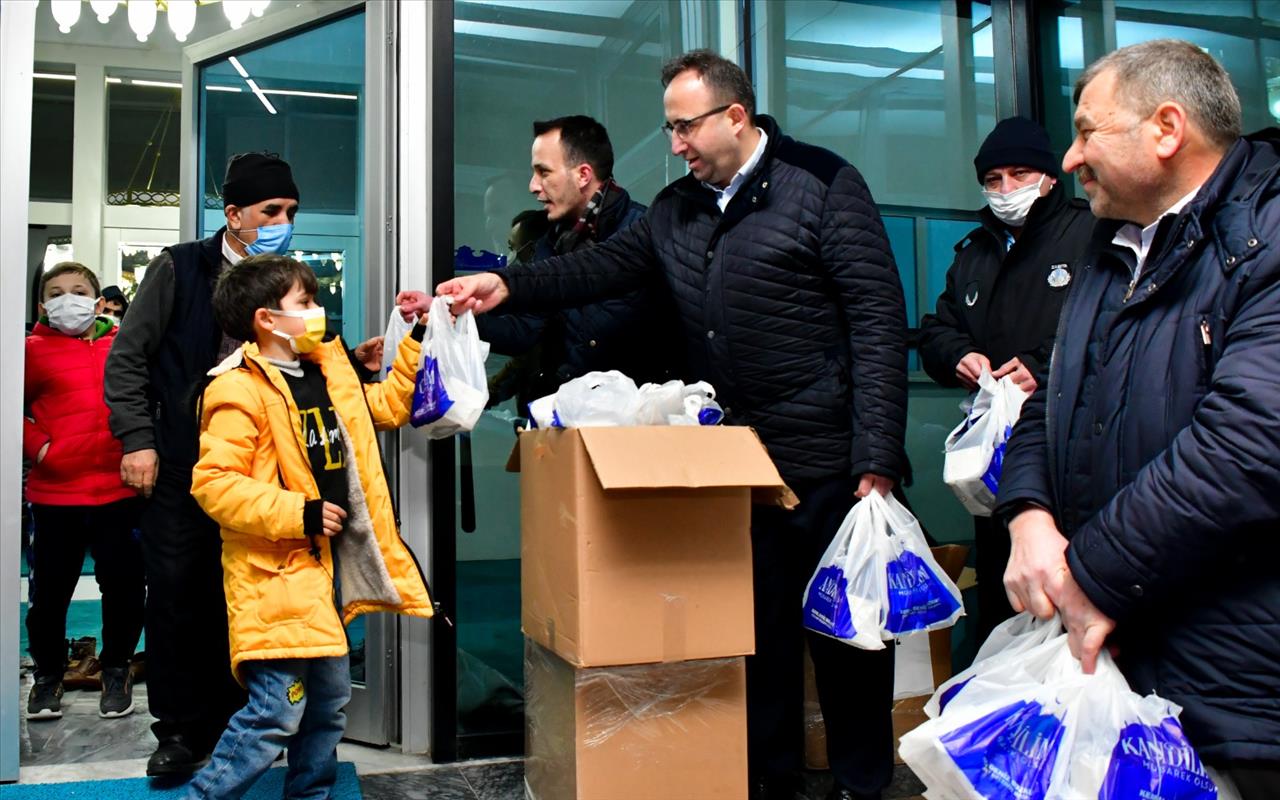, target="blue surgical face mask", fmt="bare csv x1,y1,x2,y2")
233,223,294,256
